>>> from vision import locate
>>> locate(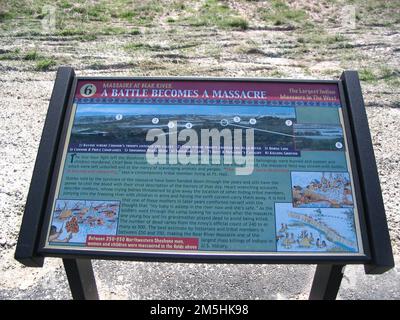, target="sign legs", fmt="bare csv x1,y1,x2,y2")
61,260,346,300
309,264,345,300
63,259,99,300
